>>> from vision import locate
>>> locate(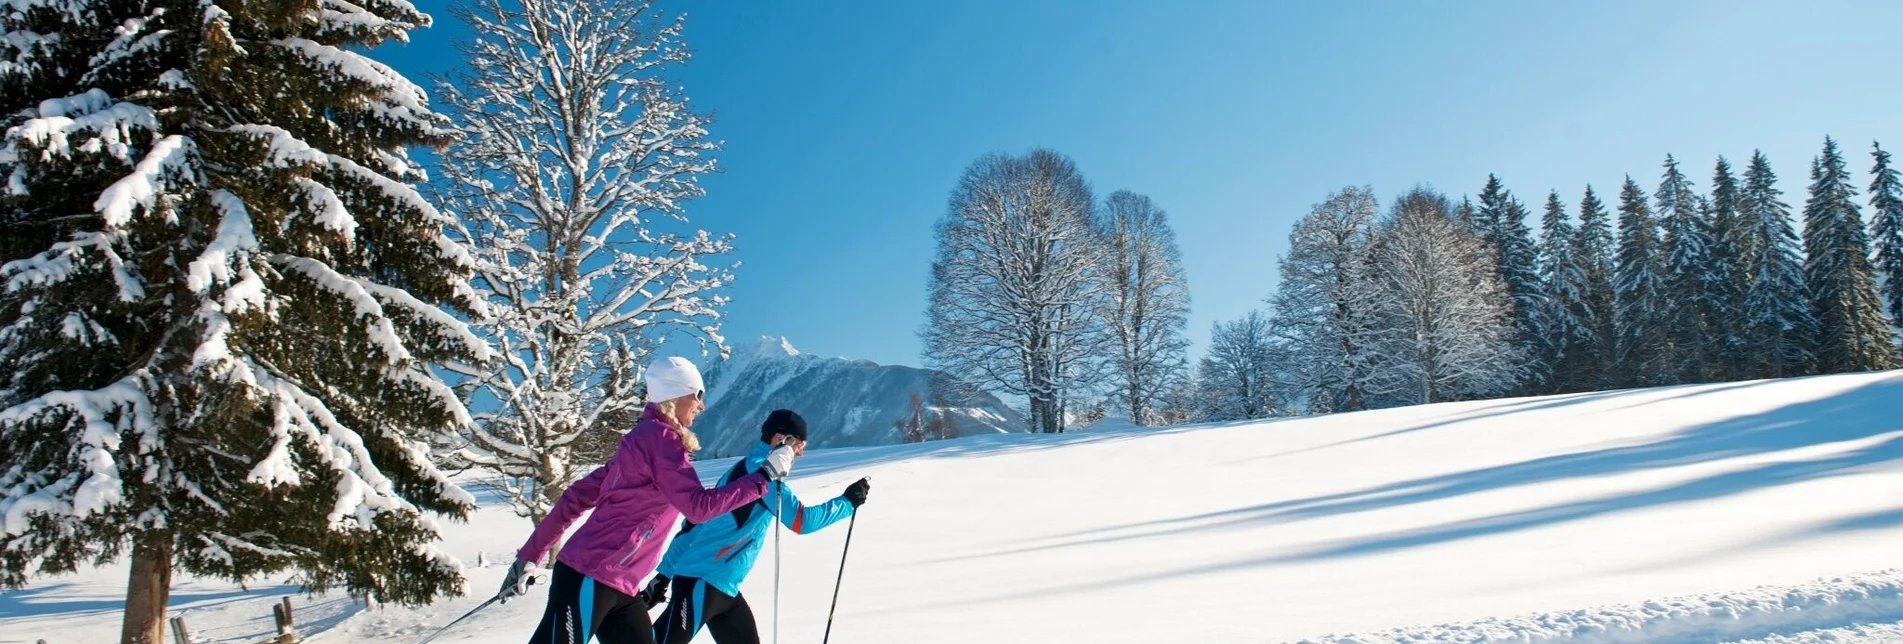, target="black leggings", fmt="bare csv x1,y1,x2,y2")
528,562,656,644
653,576,760,644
